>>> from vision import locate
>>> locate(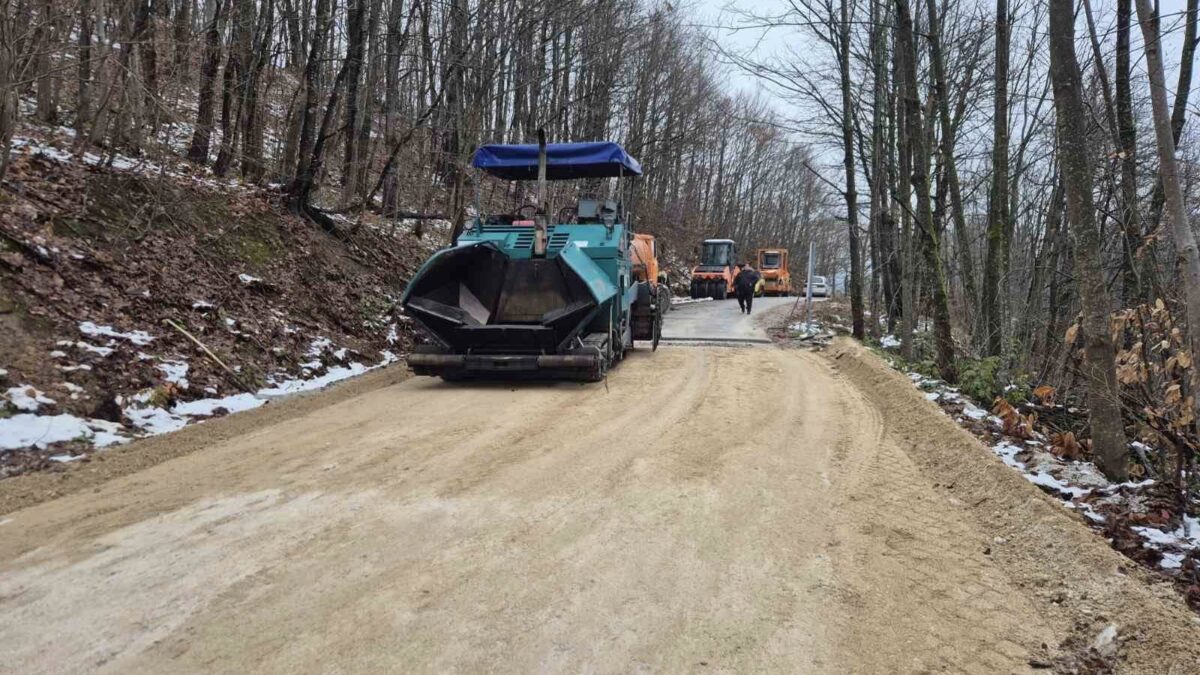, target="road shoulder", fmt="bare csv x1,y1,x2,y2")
0,365,411,516
822,337,1200,671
